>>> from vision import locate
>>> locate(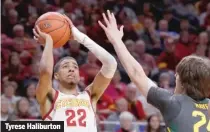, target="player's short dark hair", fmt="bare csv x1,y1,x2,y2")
53,56,76,73
176,55,210,100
